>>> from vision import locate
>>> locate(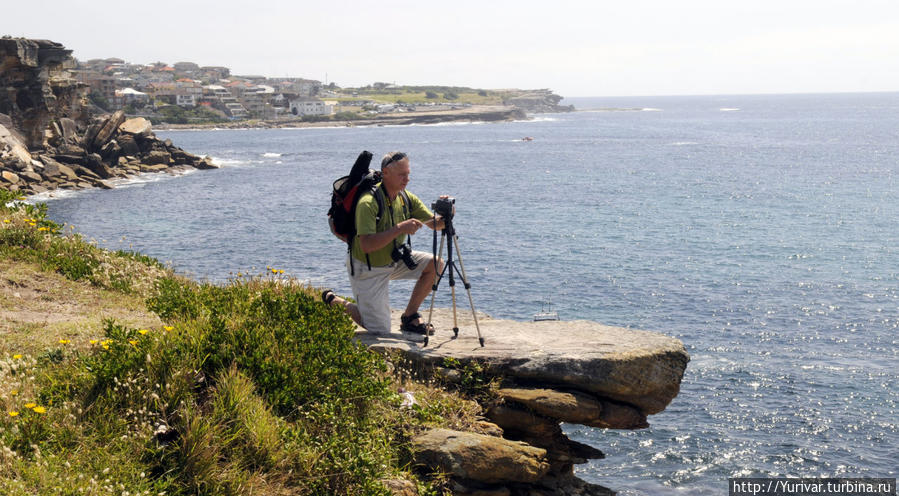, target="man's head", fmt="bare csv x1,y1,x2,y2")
381,151,410,197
